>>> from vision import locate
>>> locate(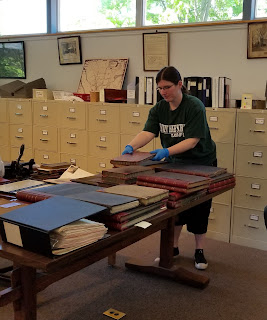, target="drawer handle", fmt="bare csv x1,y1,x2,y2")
67,116,76,120
40,114,48,118
96,119,107,122
129,121,141,124
15,113,23,116
40,138,49,142
246,193,261,198
244,224,259,229
249,129,265,133
248,162,263,166
209,127,219,130
67,142,77,145
96,145,107,149
15,136,23,139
